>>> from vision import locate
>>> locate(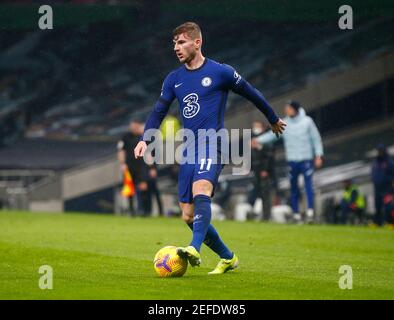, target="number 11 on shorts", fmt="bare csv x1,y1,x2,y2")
199,158,212,173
